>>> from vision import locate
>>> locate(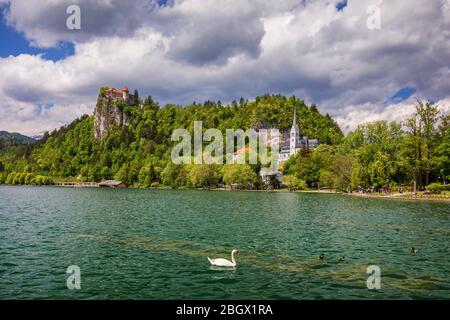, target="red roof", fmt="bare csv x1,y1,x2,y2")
105,86,129,95
234,147,252,155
